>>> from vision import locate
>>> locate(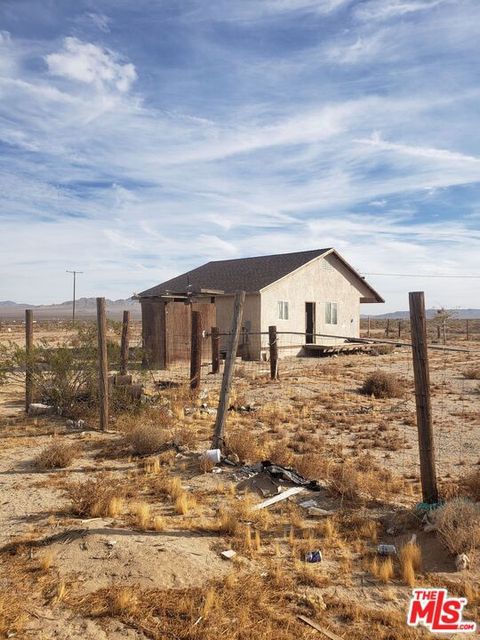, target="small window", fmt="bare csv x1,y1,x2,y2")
278,301,289,320
325,302,338,325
